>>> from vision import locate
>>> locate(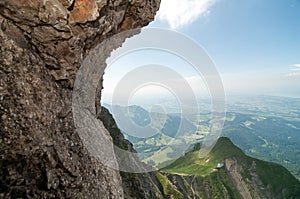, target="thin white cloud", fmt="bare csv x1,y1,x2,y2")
287,64,300,76
291,64,300,68
286,72,300,77
157,0,216,29
291,68,300,71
